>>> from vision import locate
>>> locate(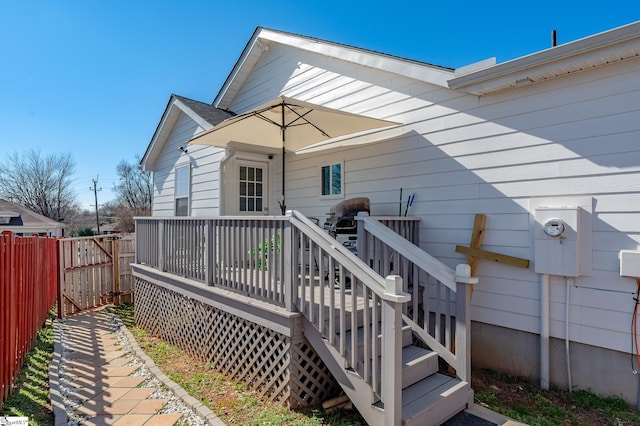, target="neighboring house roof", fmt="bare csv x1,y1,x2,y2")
0,198,63,233
213,27,456,110
141,94,234,170
449,20,640,95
